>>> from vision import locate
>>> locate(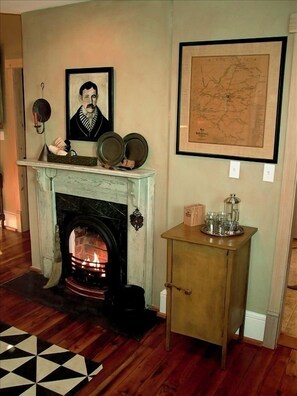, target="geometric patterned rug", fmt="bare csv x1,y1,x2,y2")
0,322,103,395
